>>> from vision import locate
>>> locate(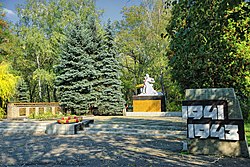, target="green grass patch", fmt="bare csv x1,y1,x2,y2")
28,111,65,120
180,151,189,155
244,122,250,146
